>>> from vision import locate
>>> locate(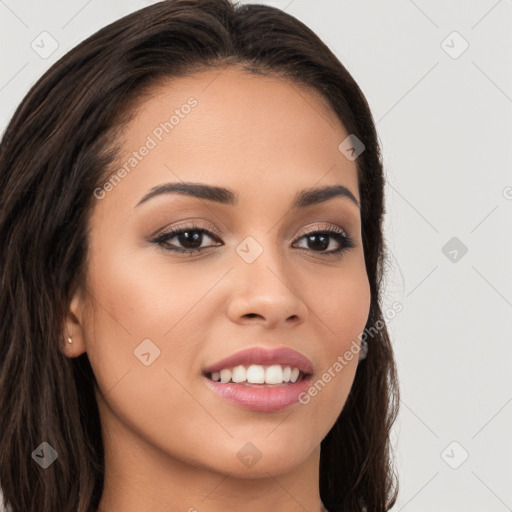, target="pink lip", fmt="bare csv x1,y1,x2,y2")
202,346,313,375
202,374,313,412
201,346,314,412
